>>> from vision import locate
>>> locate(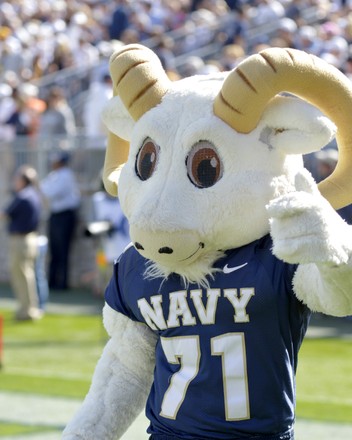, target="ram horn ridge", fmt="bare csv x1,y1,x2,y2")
109,44,171,121
214,47,352,209
103,45,171,196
